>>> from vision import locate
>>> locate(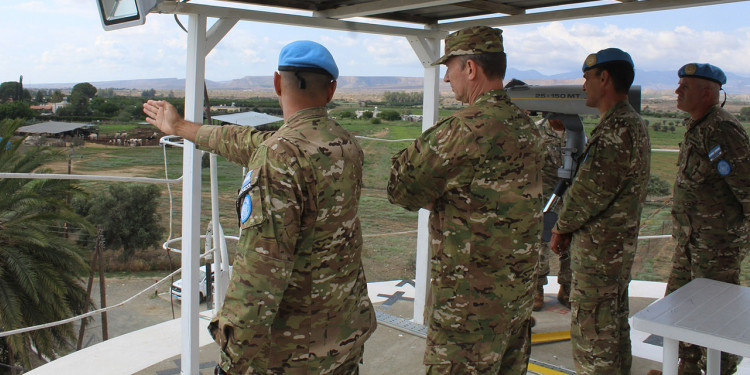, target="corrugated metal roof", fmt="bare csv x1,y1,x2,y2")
16,121,93,135
212,111,283,127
